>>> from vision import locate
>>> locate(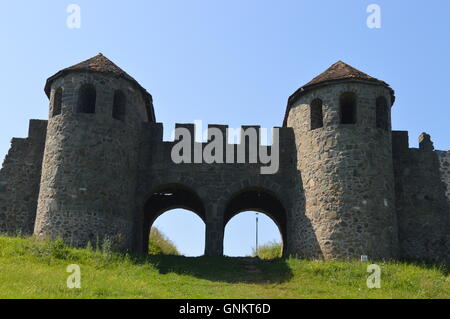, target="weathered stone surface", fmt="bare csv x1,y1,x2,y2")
286,82,398,260
0,120,47,235
419,132,434,152
437,150,450,203
393,134,449,262
34,71,148,250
